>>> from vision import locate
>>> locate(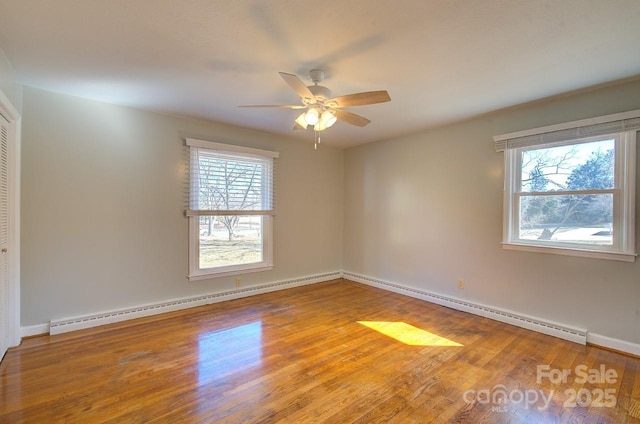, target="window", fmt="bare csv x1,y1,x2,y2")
495,110,639,261
186,139,278,280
